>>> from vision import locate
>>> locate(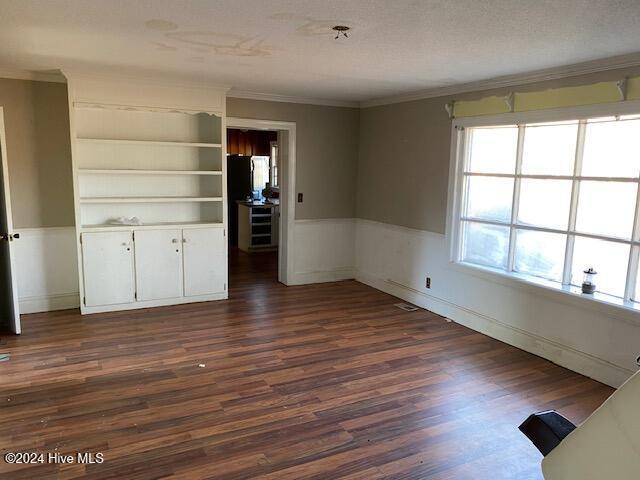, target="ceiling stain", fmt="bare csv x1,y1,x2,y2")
153,42,177,52
145,19,178,31
165,31,272,57
270,13,354,37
